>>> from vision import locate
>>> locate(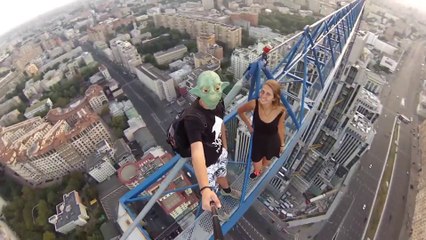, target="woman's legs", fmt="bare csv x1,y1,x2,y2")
262,158,271,169
250,157,265,179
